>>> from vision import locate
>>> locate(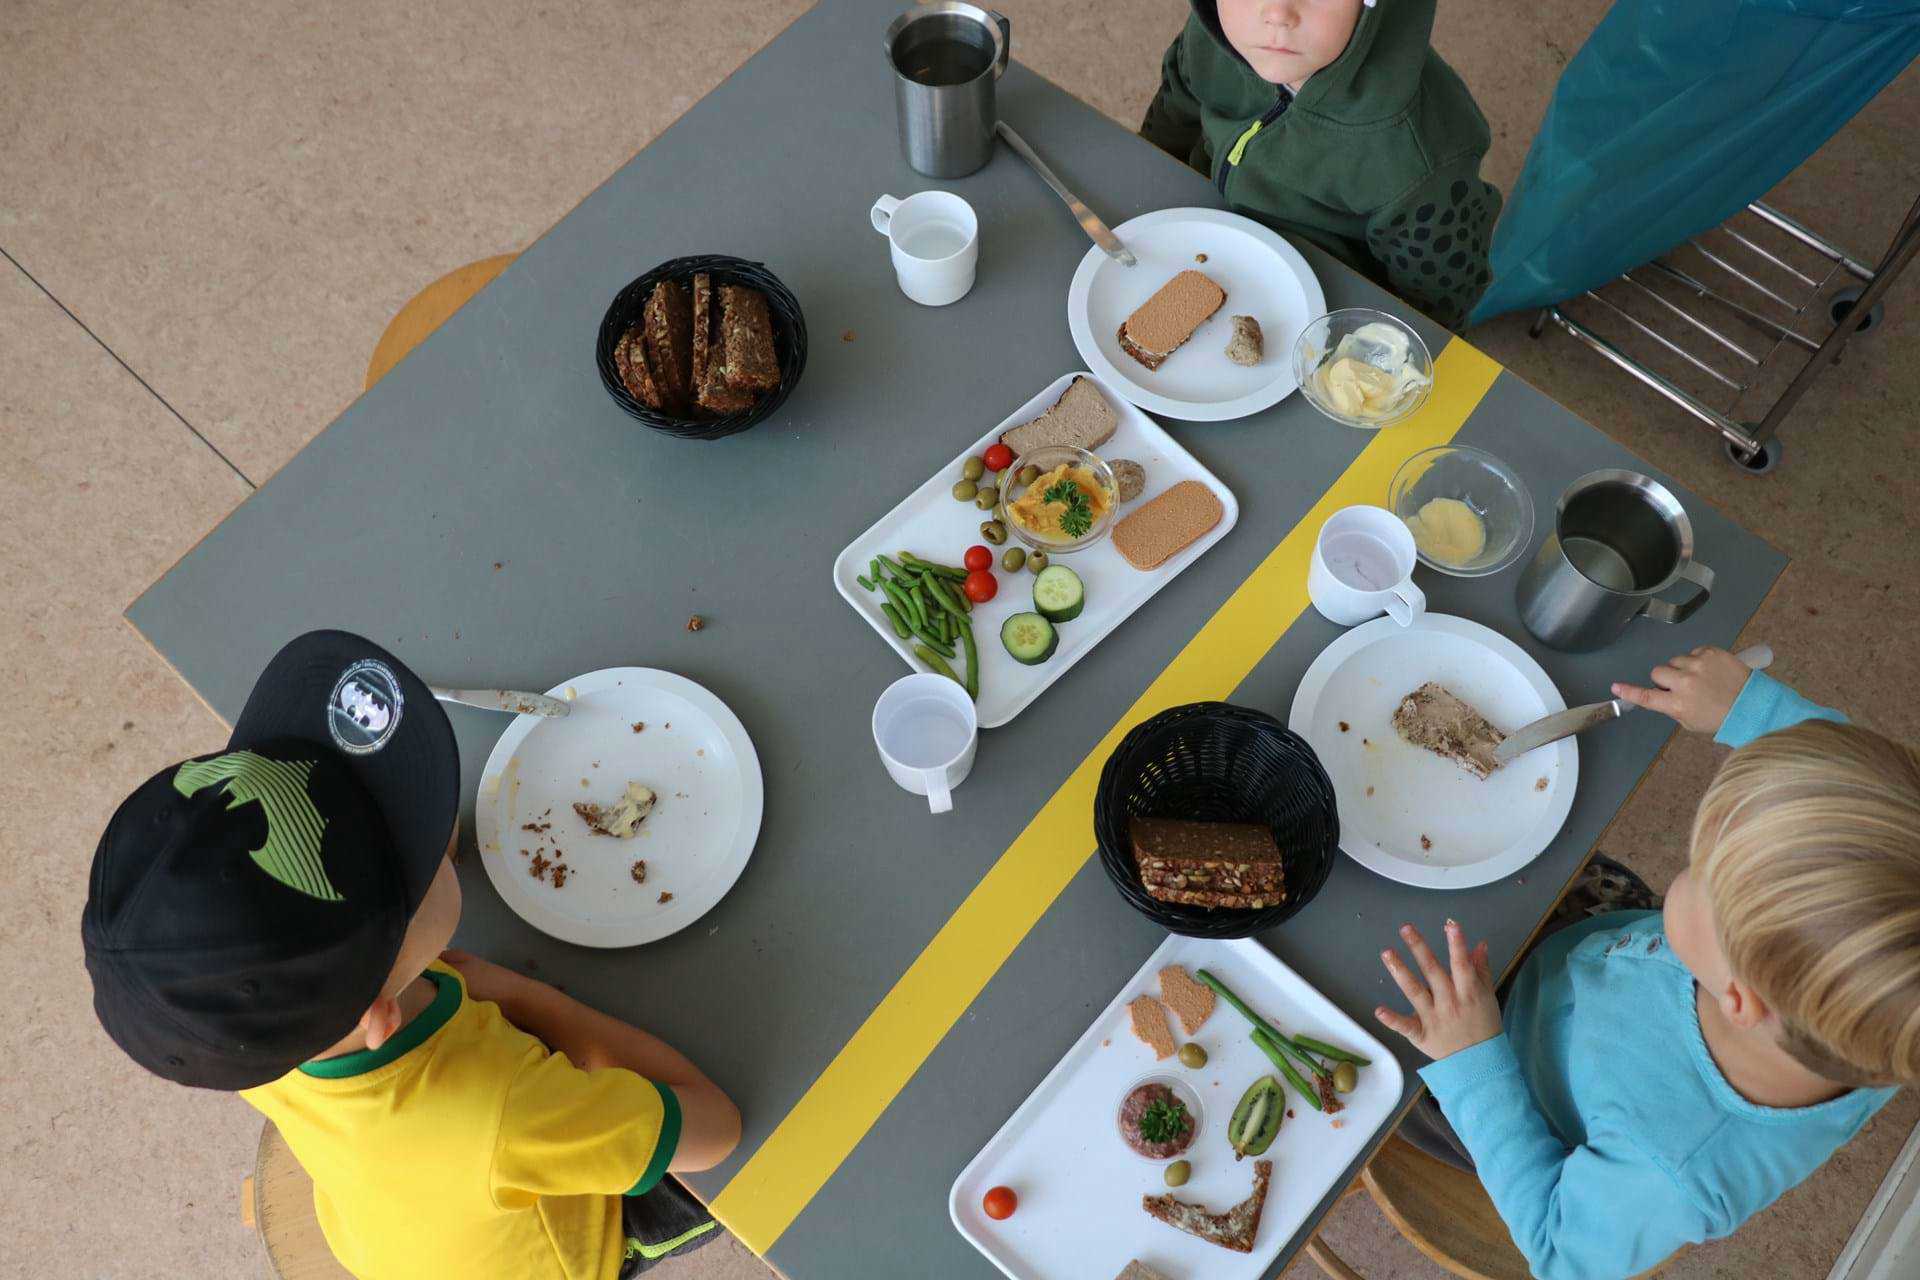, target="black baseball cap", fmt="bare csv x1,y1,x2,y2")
83,631,460,1090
